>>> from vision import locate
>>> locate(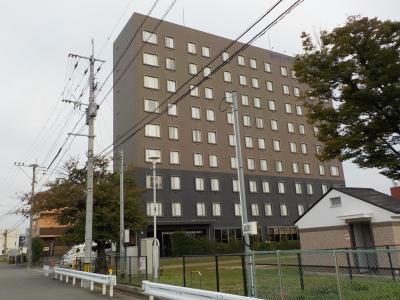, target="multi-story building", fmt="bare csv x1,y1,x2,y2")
113,13,345,254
